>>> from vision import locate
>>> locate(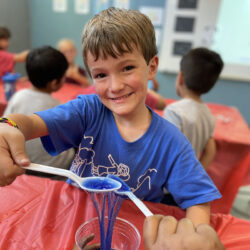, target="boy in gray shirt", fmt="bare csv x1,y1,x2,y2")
4,46,75,176
163,48,224,169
